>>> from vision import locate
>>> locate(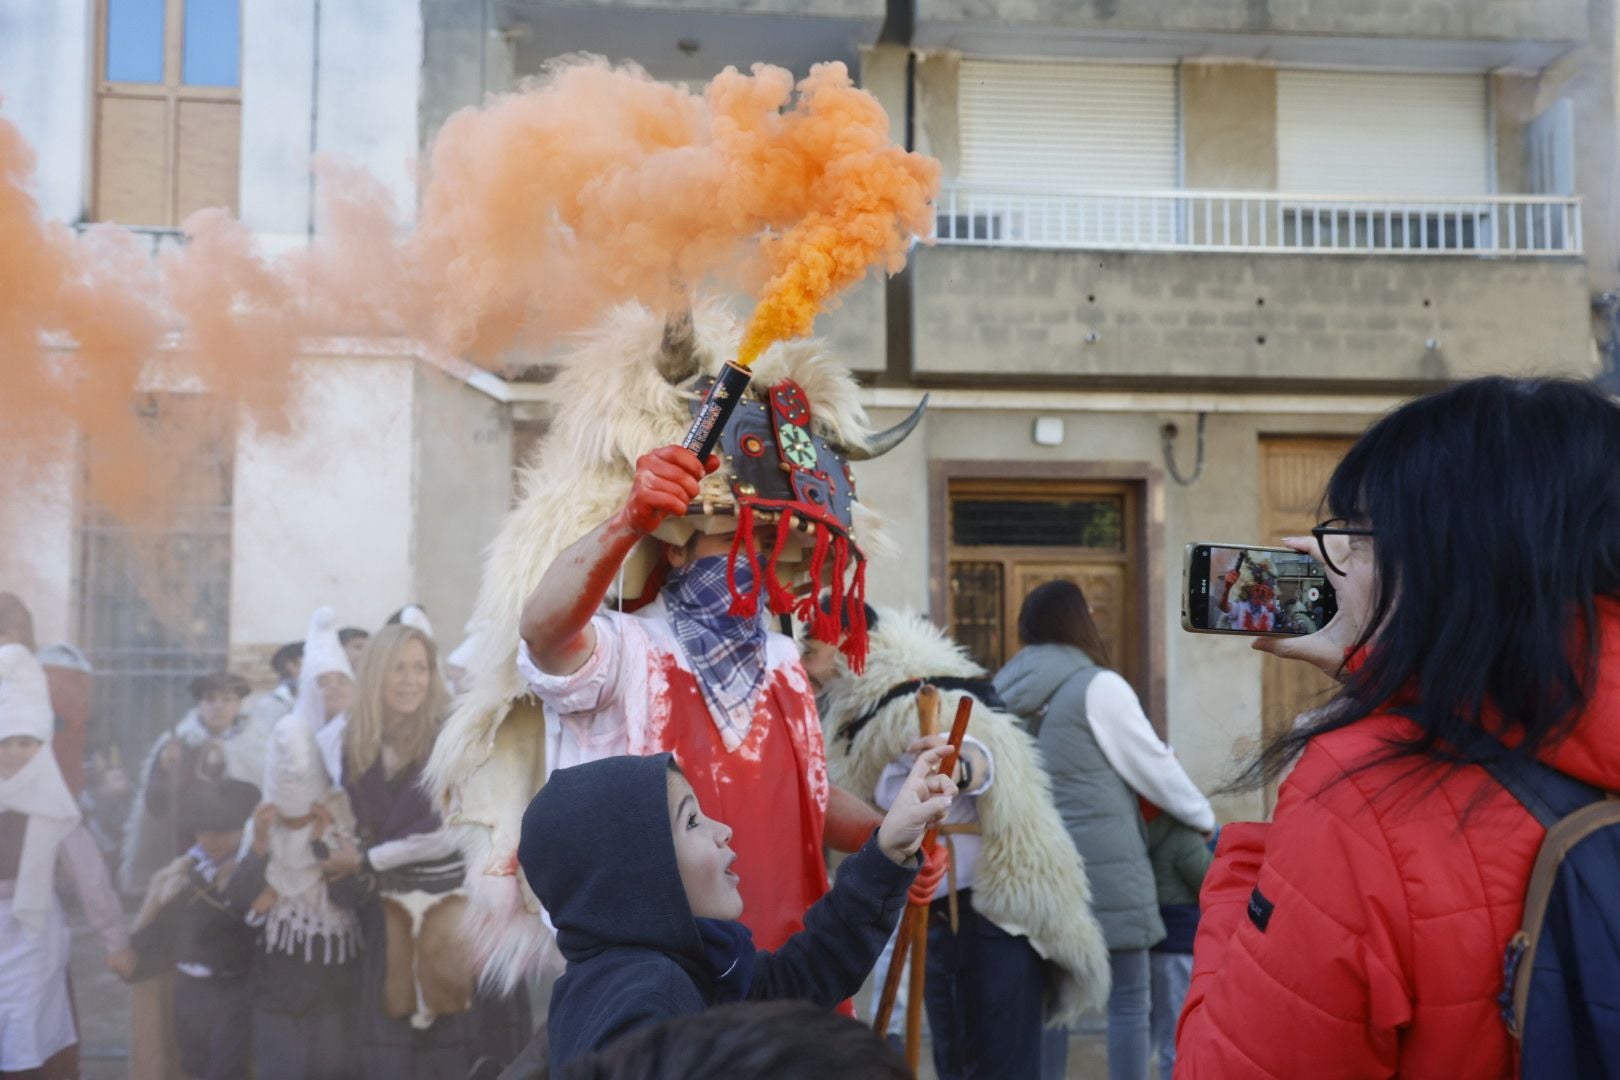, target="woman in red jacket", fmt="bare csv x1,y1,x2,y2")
1176,376,1620,1078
